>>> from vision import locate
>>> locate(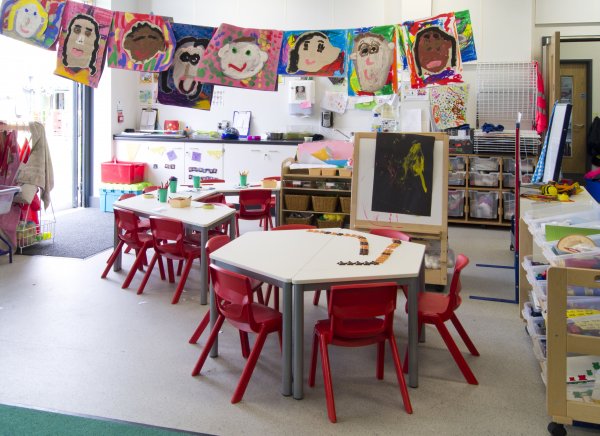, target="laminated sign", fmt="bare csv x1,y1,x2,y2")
54,1,113,88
